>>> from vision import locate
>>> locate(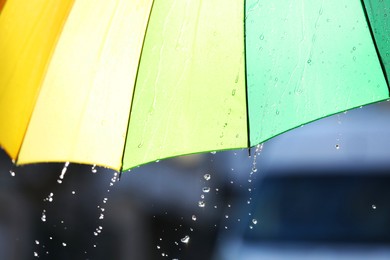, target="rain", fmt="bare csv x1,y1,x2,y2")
2,102,390,259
